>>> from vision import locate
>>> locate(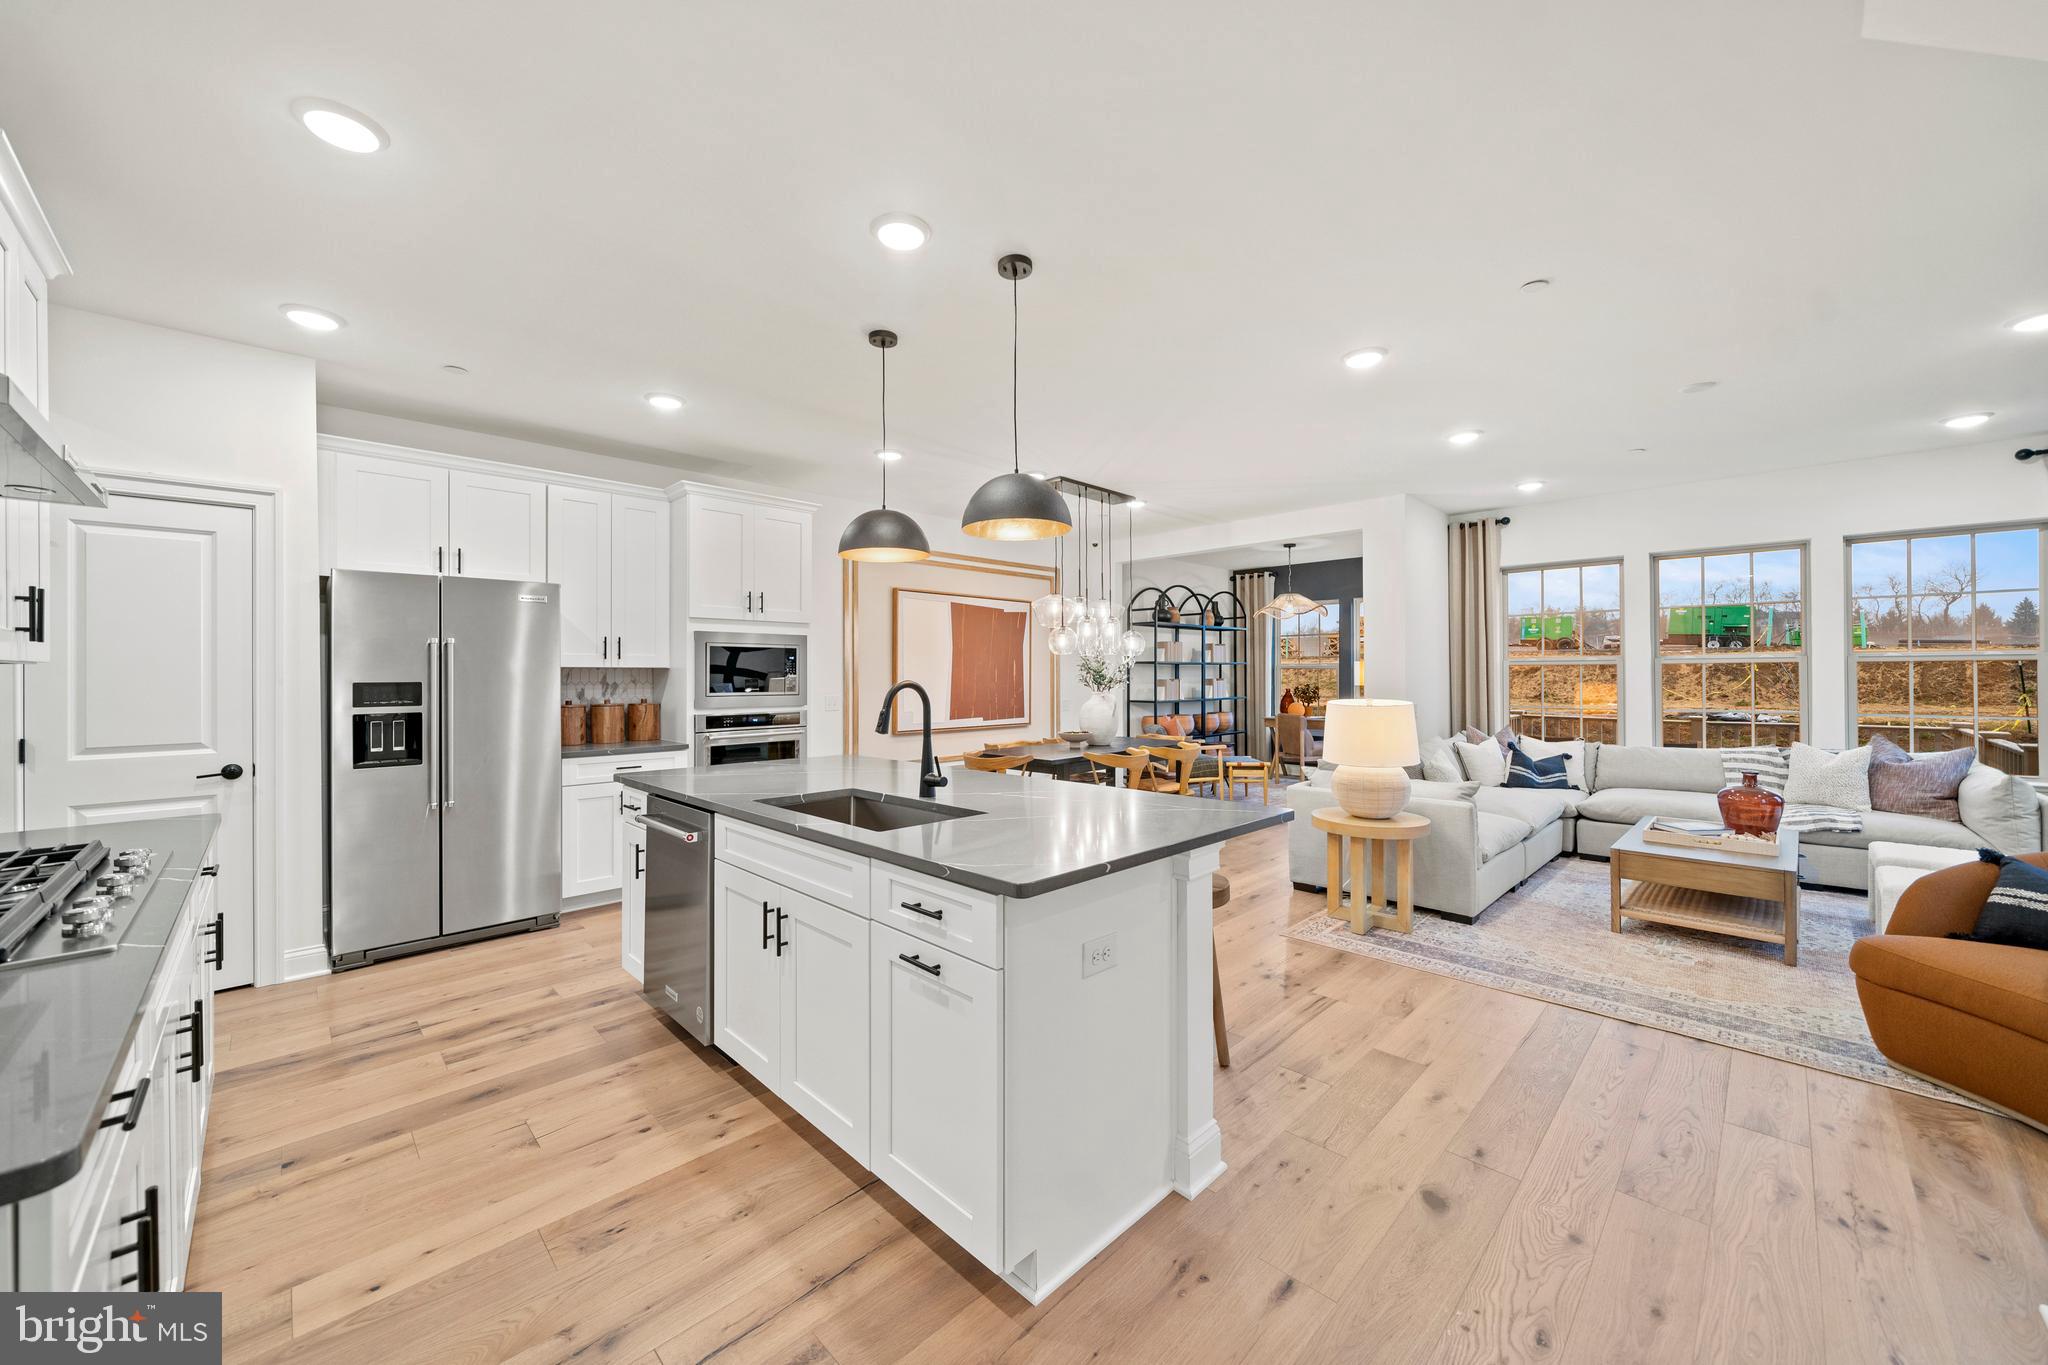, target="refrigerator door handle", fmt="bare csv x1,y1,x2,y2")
426,637,440,813
441,637,455,809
